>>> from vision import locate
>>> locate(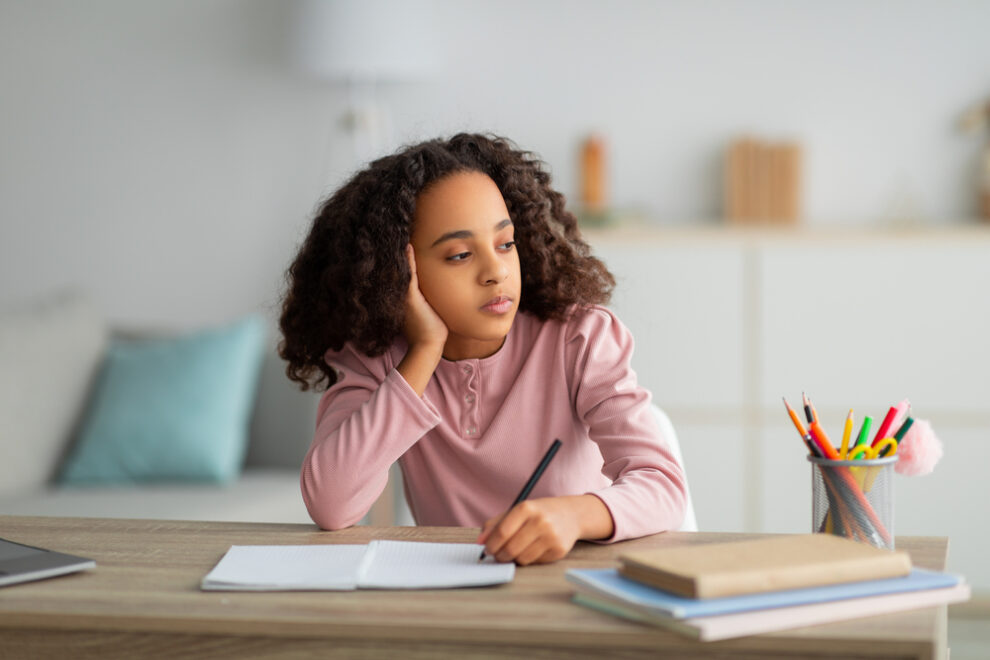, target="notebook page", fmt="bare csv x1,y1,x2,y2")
357,541,515,589
201,544,368,591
